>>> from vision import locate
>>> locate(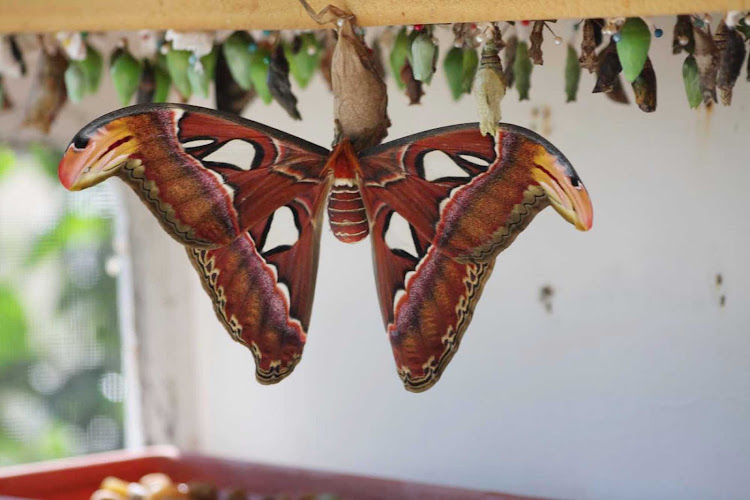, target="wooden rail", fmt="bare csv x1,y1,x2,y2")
0,0,748,33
